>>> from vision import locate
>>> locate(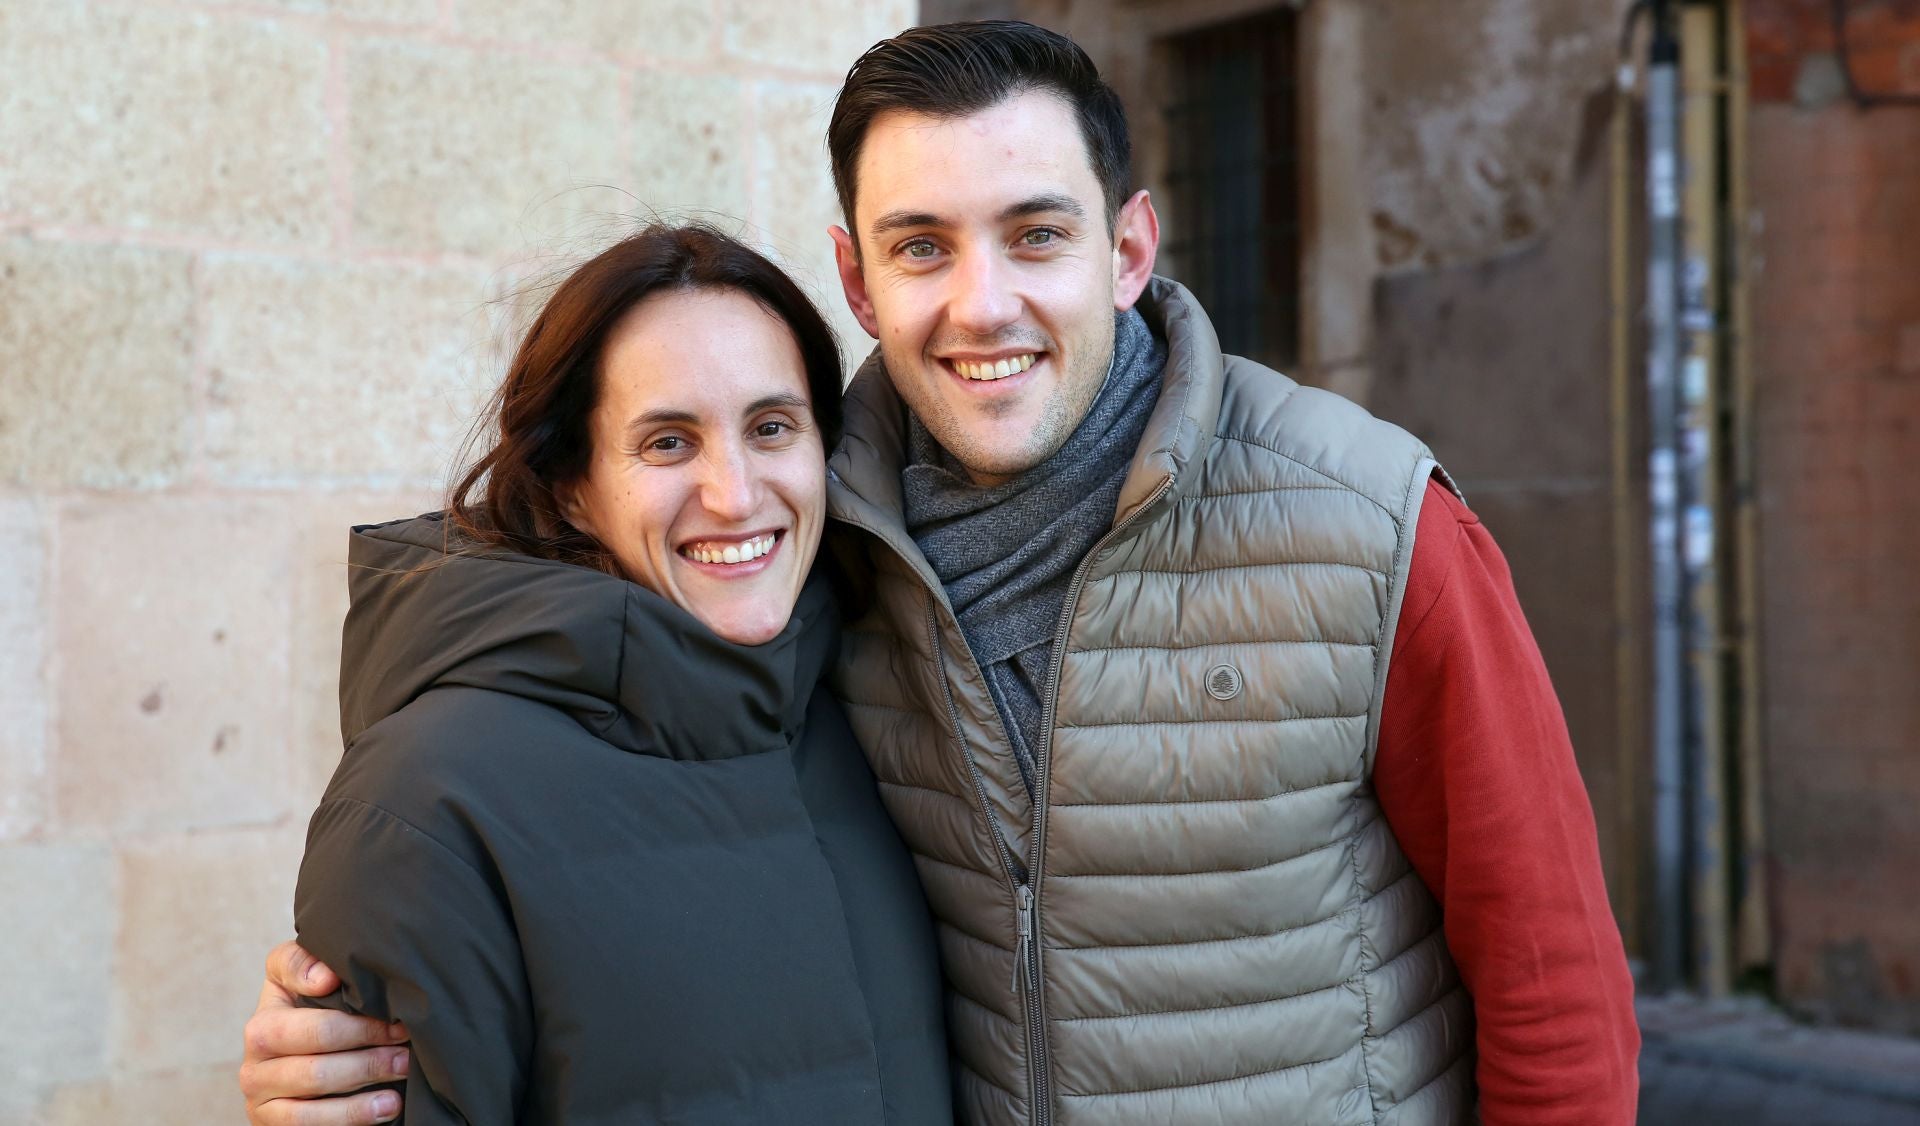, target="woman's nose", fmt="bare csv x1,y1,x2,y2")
699,445,759,522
